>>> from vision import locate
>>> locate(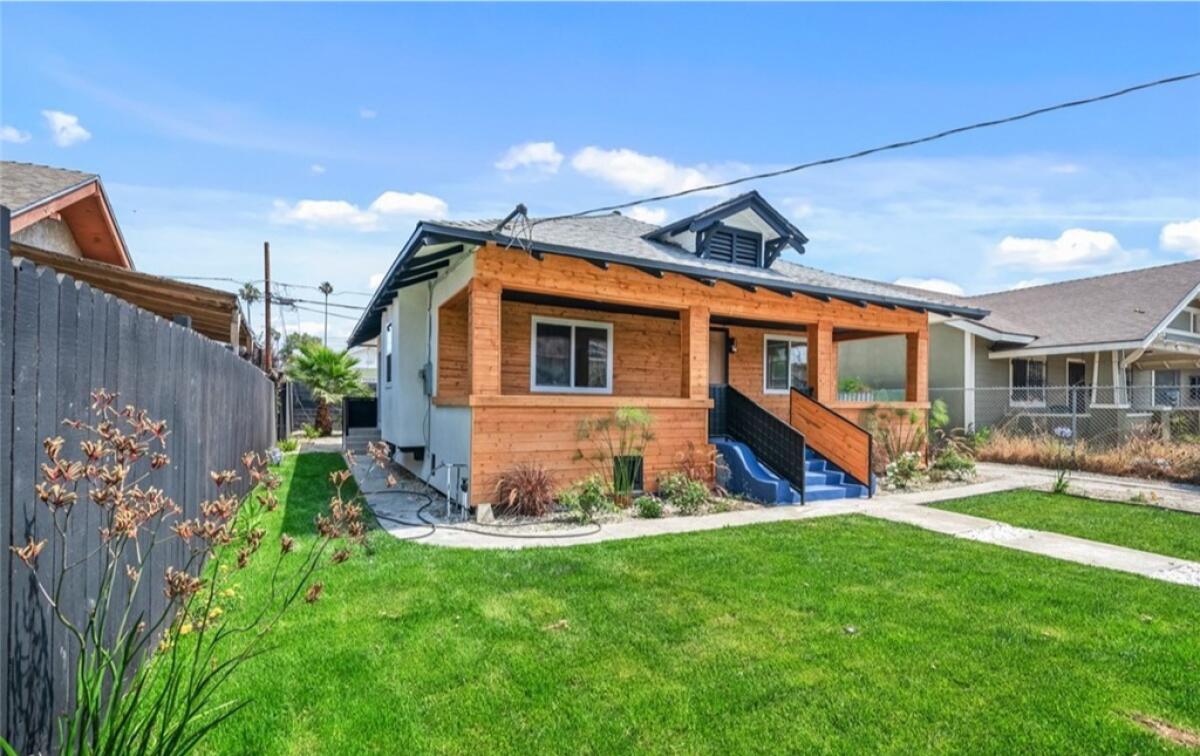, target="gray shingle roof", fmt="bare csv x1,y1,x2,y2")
966,259,1200,350
437,212,978,312
0,161,97,213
